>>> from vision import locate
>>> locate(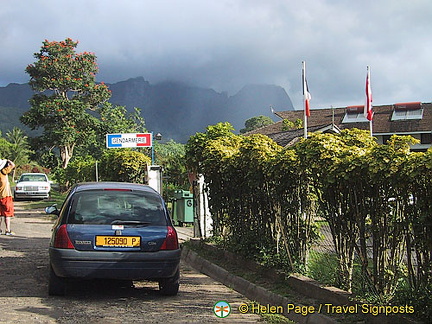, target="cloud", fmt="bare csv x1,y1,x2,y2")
1,0,431,110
